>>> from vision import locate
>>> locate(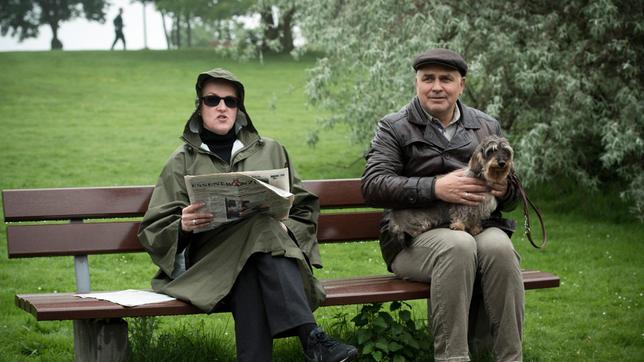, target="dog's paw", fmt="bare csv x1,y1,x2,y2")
449,221,465,231
469,225,483,235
